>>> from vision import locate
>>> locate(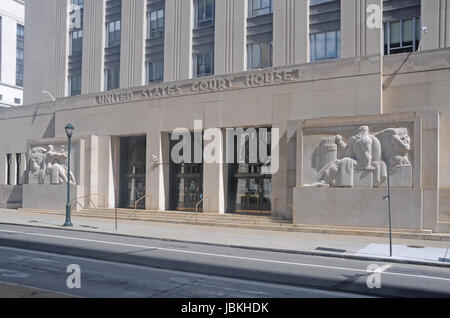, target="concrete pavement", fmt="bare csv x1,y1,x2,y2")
0,209,449,267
